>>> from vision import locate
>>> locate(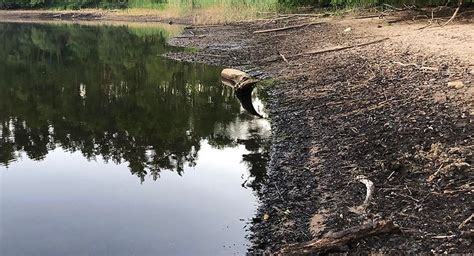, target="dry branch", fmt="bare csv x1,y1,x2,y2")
393,61,439,71
174,35,206,39
442,0,463,26
458,214,473,229
349,175,375,214
306,38,389,55
354,14,381,19
278,220,399,255
279,52,289,64
253,22,321,34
